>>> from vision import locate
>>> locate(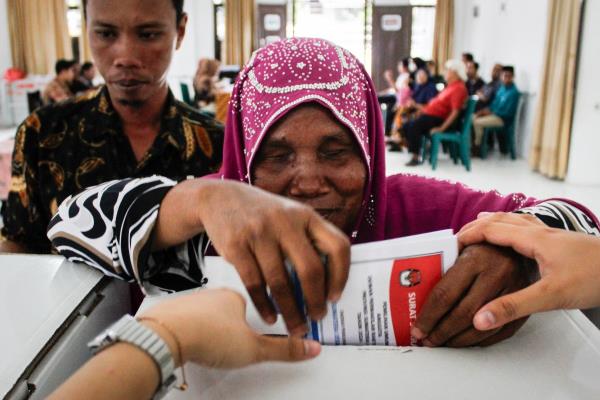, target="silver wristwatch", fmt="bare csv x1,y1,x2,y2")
88,314,177,399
